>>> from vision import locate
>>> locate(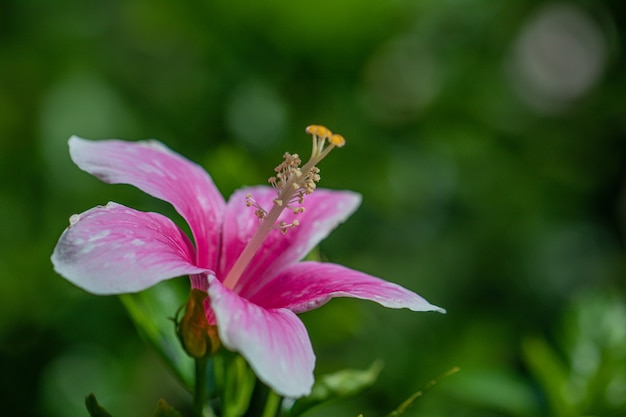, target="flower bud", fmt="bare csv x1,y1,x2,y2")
176,289,220,359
